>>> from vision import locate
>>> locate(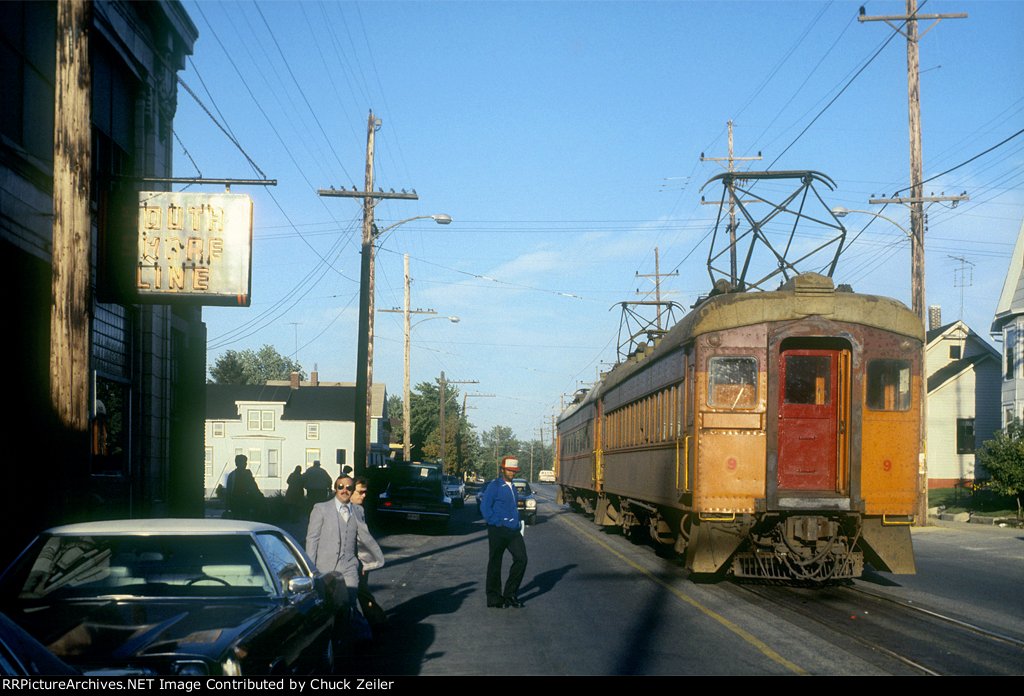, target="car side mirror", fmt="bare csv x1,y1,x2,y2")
287,576,314,596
